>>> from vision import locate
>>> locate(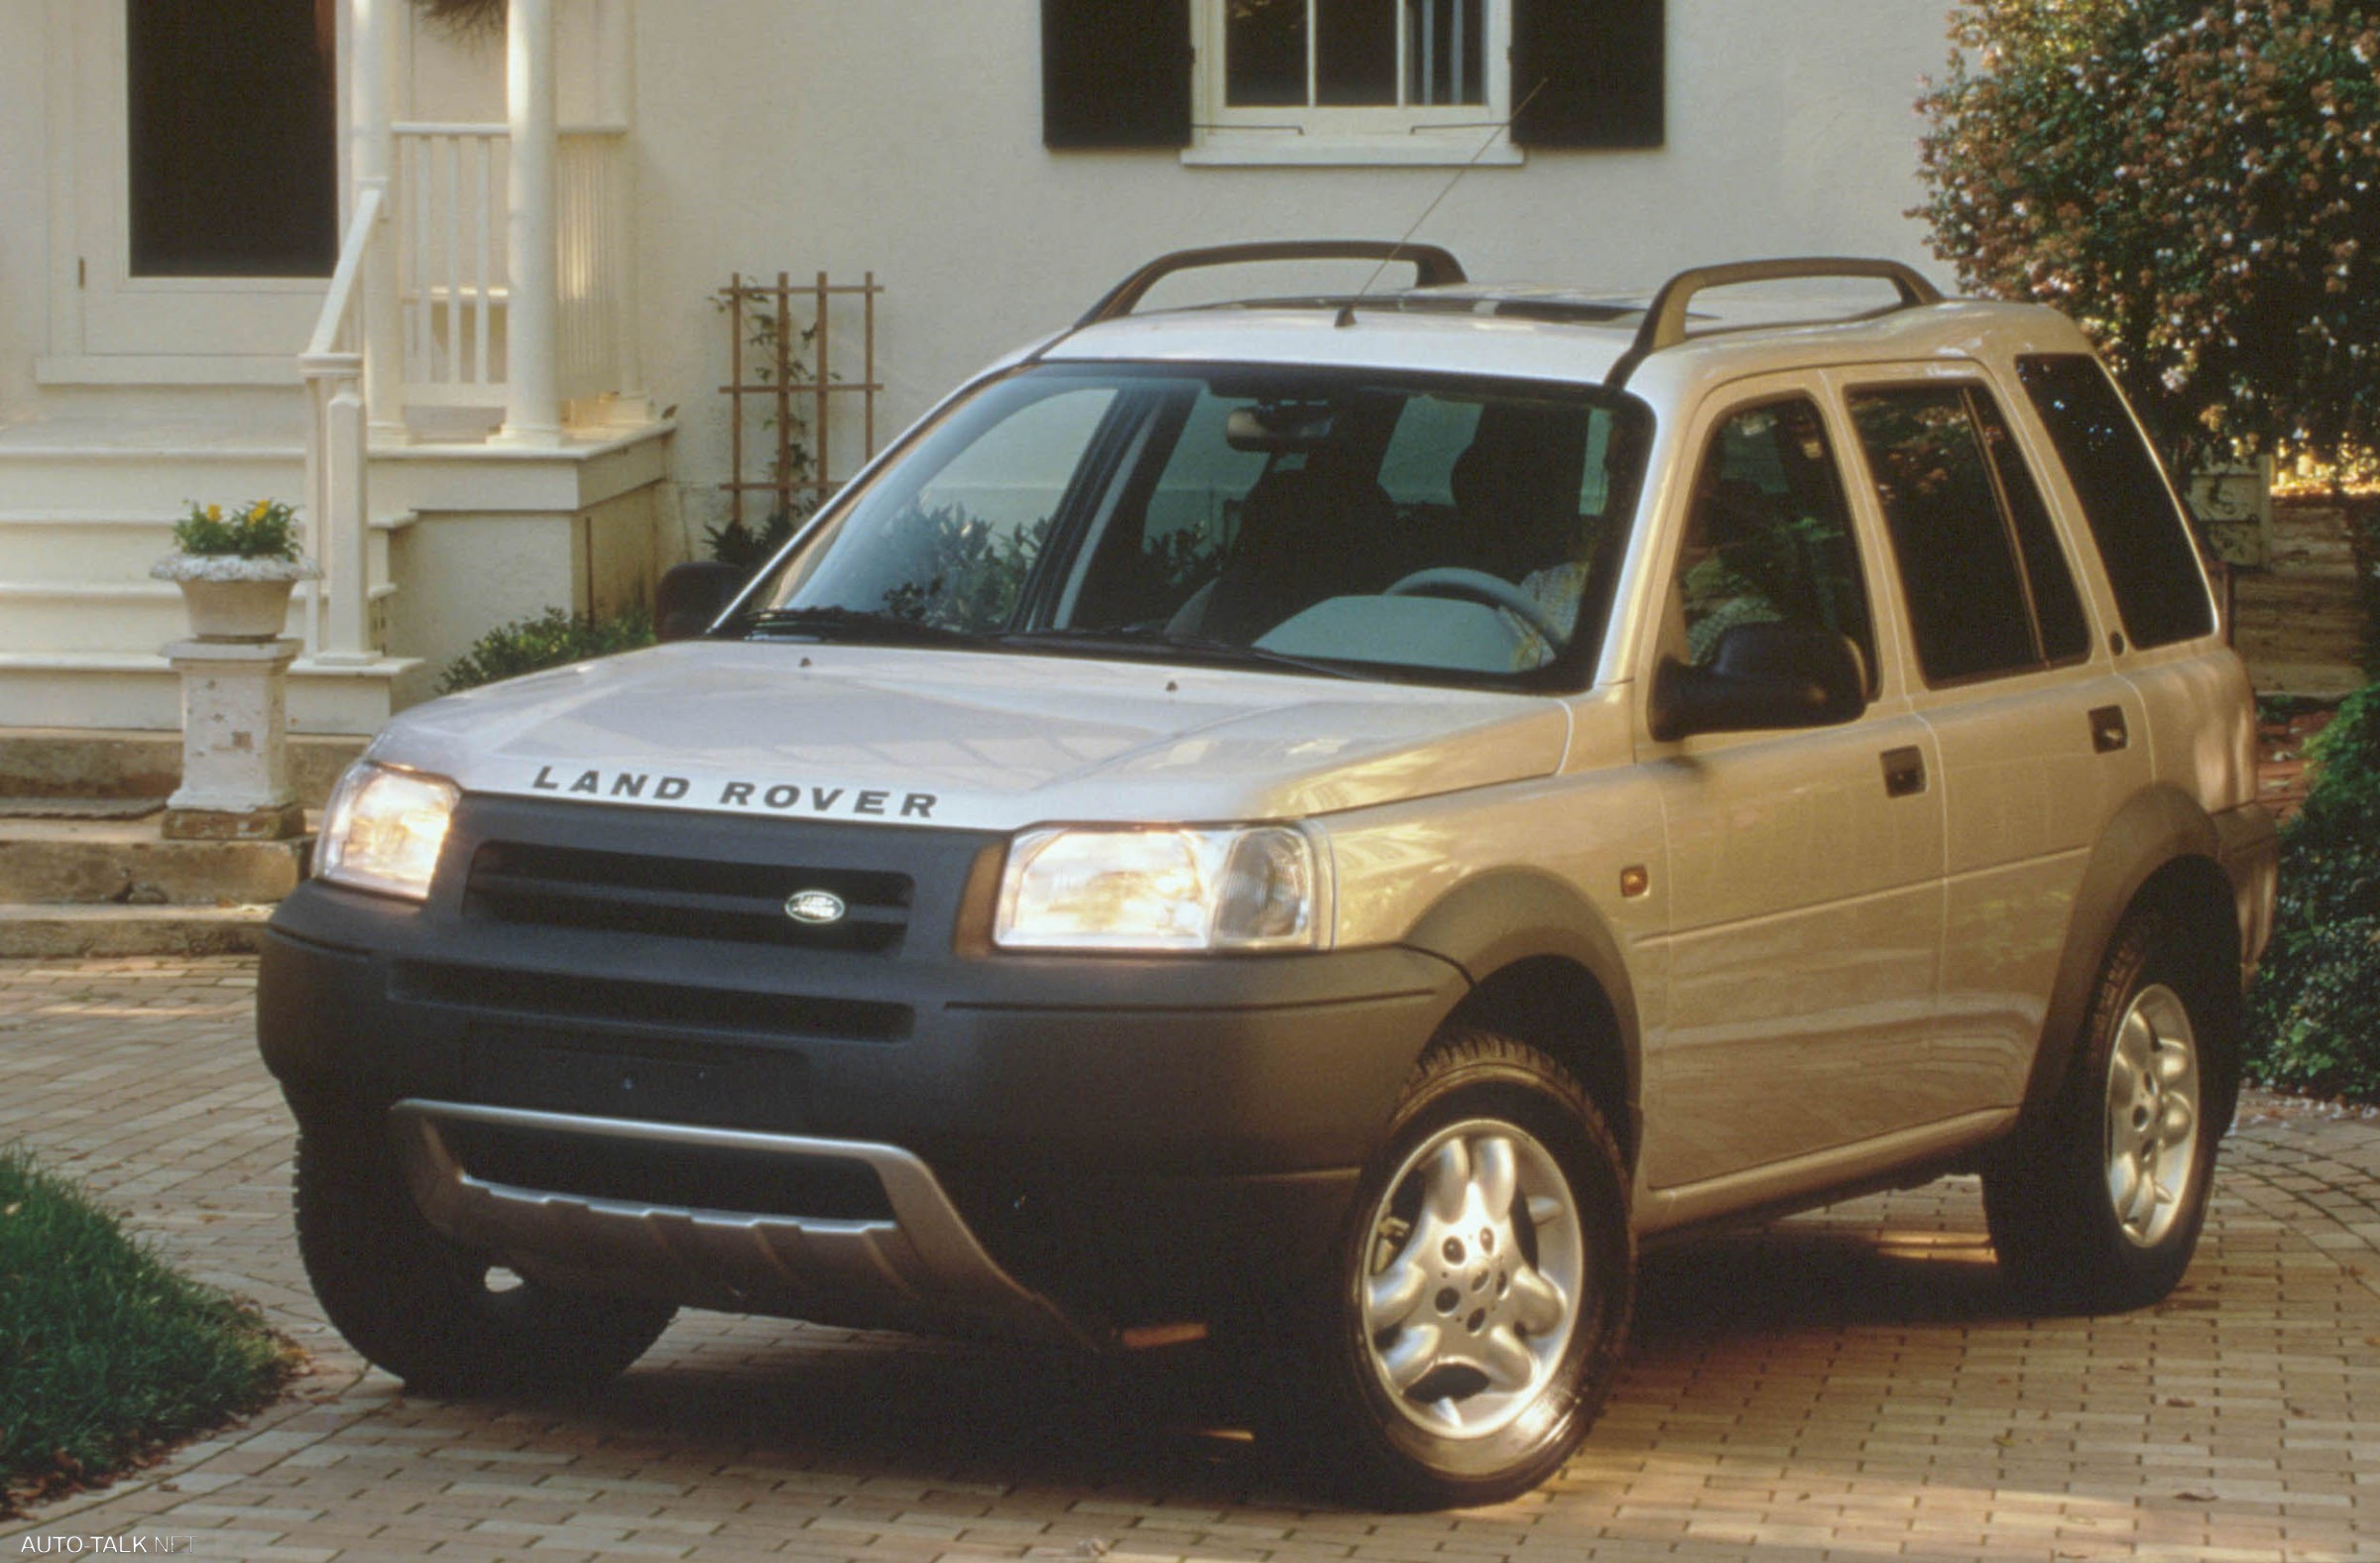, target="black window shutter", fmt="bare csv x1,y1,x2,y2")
1041,0,1193,150
1511,0,1665,150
